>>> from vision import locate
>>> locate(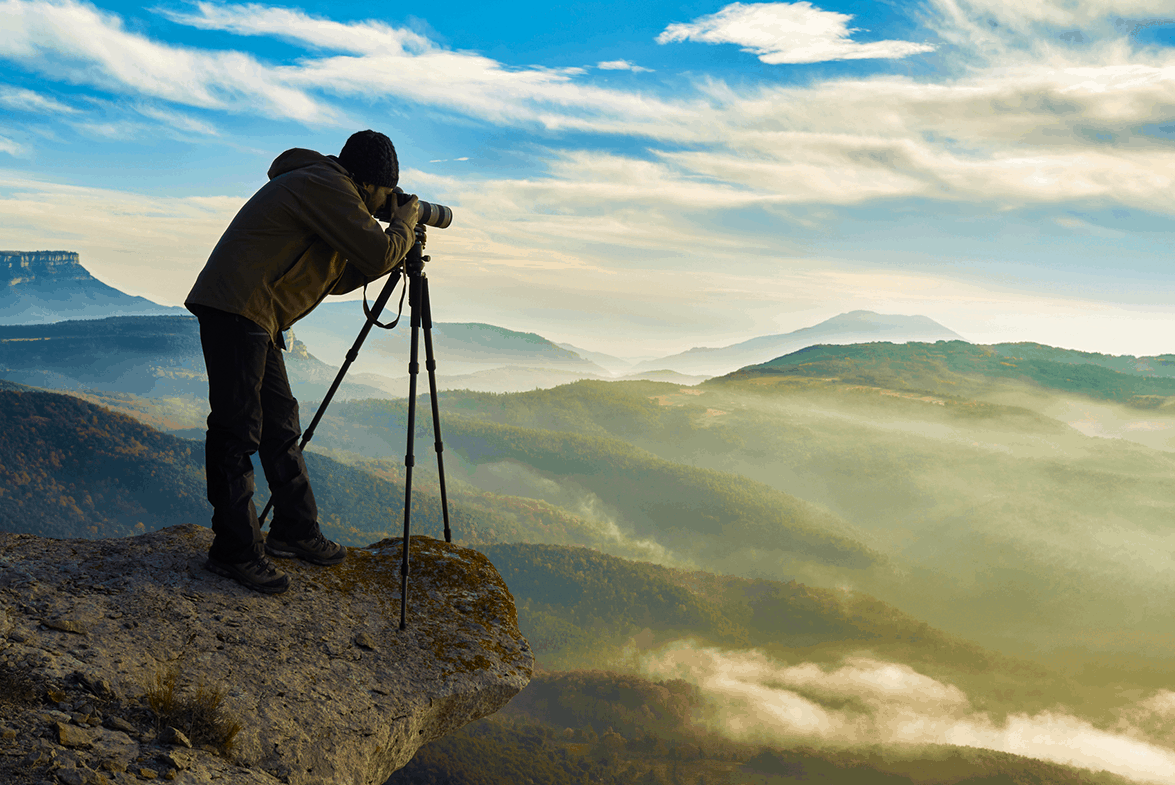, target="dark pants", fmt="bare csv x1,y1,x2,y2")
196,307,318,563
